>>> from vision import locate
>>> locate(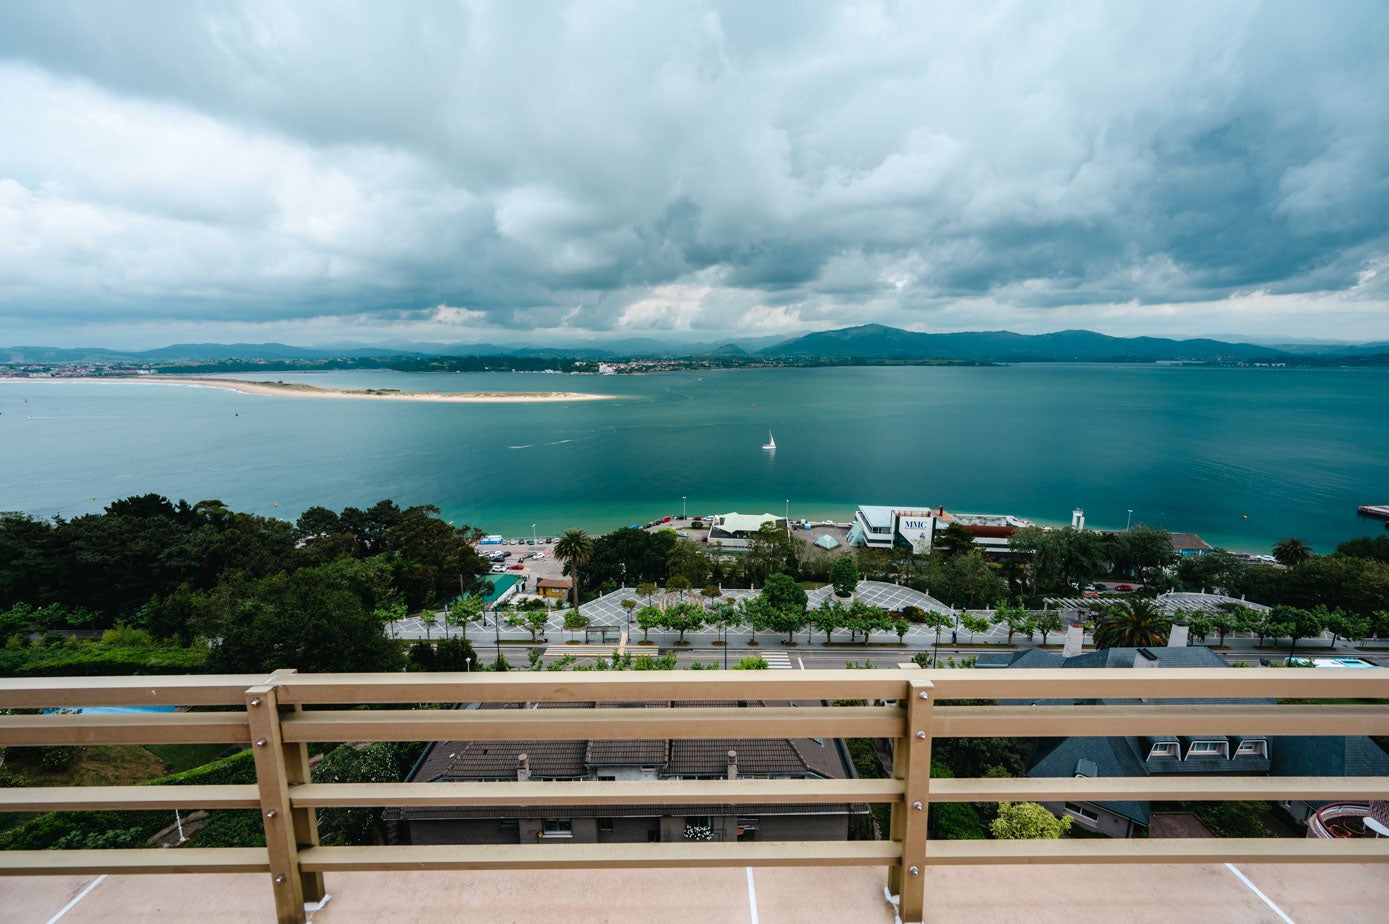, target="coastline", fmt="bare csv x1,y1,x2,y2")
2,376,618,403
